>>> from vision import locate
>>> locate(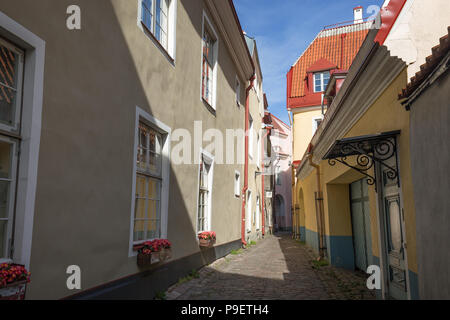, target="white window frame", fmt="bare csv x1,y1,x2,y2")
234,170,241,198
246,190,252,232
0,13,45,269
137,0,178,61
200,11,219,110
248,115,254,159
256,132,261,170
235,76,241,107
0,136,18,261
313,71,330,93
256,195,261,230
0,38,24,134
129,107,171,257
196,149,214,234
275,165,282,186
312,115,324,135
